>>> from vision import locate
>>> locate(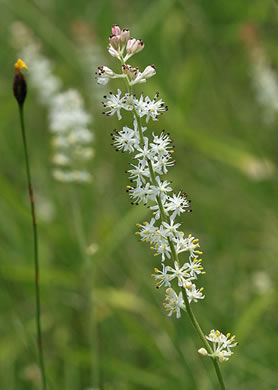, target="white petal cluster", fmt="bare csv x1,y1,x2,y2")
50,90,94,182
111,113,206,310
198,330,238,362
14,26,94,183
163,288,185,319
97,26,237,363
102,91,167,122
97,25,207,320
